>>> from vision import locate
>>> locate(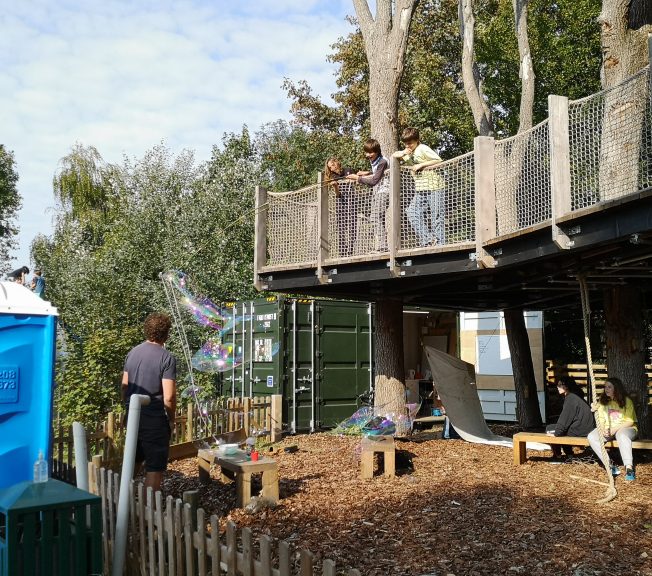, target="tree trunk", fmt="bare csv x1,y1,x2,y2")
458,0,494,137
598,1,651,437
604,286,649,437
373,298,408,436
598,1,650,201
353,0,417,436
513,0,535,132
504,308,543,429
353,0,418,154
